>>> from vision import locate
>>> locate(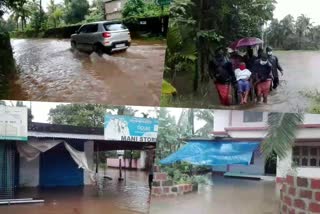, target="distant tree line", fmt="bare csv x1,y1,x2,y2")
1,0,168,33
2,0,105,32
266,14,320,50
